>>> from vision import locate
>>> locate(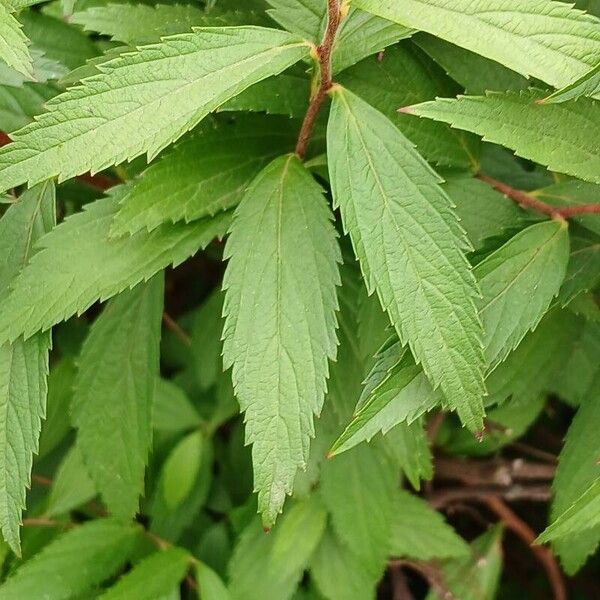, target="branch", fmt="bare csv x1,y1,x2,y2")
478,174,600,219
427,484,551,509
295,0,343,158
